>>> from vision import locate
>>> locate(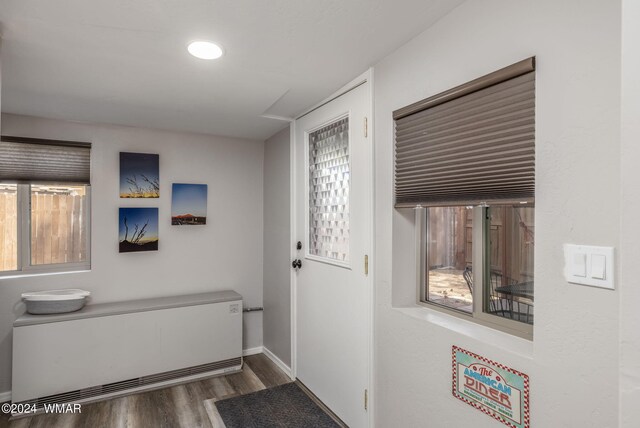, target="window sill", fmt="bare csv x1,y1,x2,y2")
393,304,533,360
0,267,91,280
